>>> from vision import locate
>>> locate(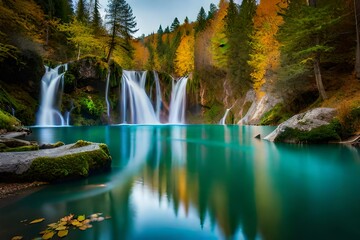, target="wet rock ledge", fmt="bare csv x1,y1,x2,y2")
0,140,112,182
